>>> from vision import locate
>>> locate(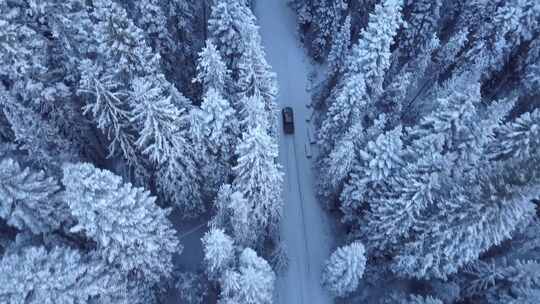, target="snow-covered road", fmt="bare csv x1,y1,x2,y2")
255,1,335,303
